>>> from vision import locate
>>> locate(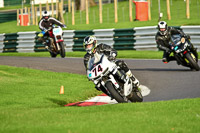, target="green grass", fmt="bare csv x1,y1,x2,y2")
0,0,200,33
0,65,199,133
0,50,200,59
